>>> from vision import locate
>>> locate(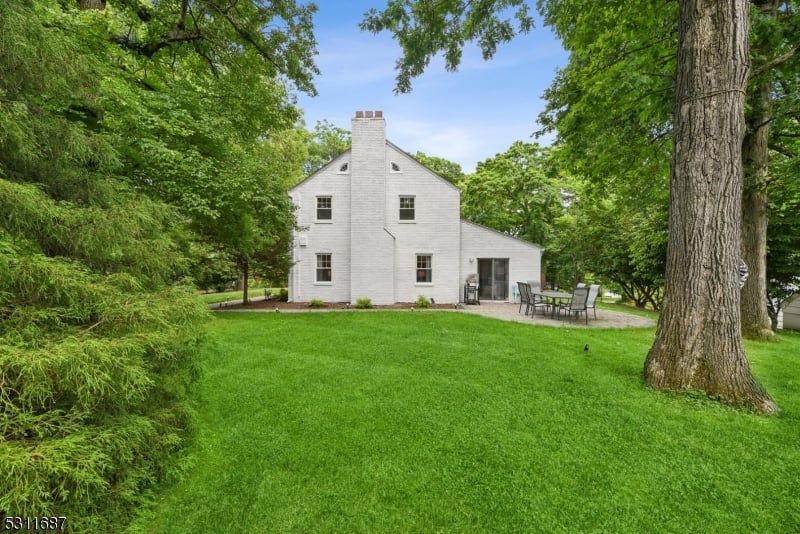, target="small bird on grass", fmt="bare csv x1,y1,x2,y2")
583,344,589,352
